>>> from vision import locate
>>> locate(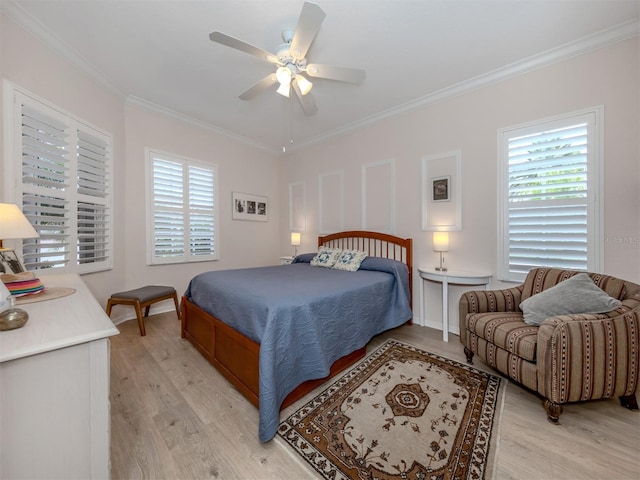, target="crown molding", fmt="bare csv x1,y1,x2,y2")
3,0,637,156
125,96,280,155
1,0,127,100
294,19,639,152
2,0,278,154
